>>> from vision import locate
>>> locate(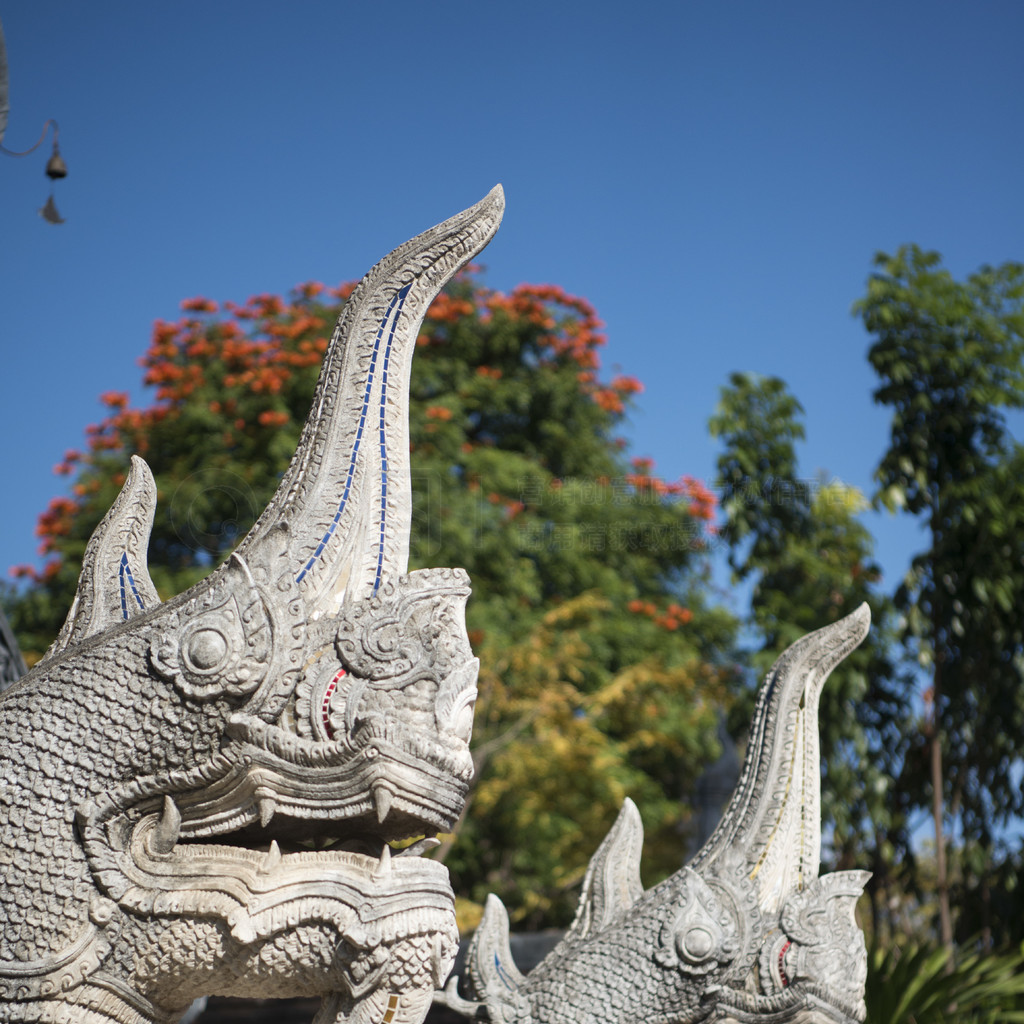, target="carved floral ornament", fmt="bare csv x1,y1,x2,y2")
0,188,870,1024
